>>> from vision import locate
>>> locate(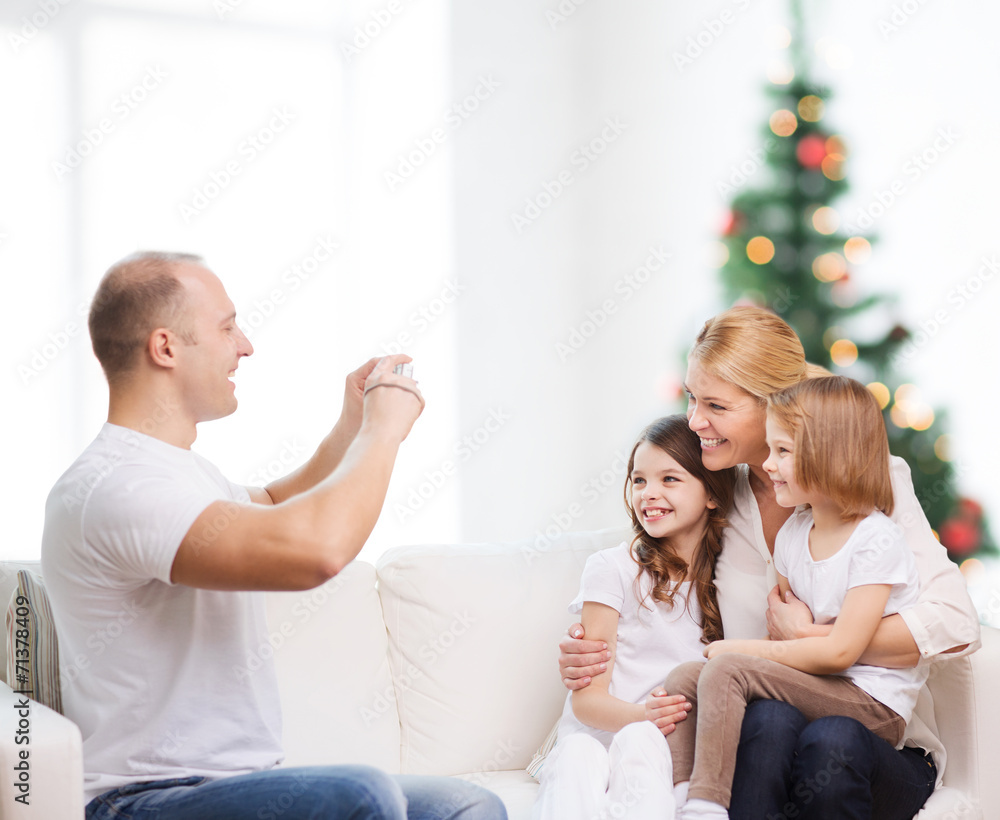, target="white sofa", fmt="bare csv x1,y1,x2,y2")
1,526,998,820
